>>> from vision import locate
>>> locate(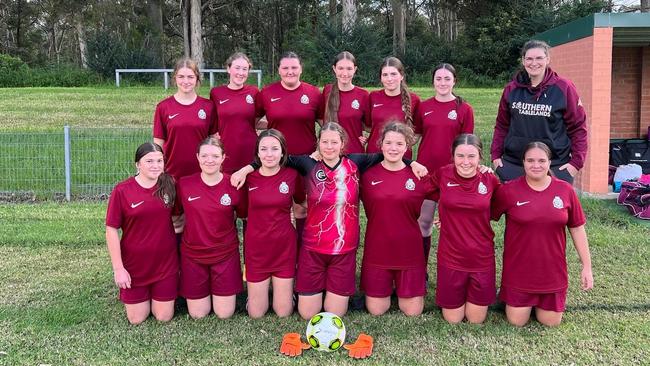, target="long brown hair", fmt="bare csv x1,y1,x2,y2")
432,63,464,107
134,142,175,207
255,129,288,167
379,56,413,127
172,57,201,87
325,51,356,123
